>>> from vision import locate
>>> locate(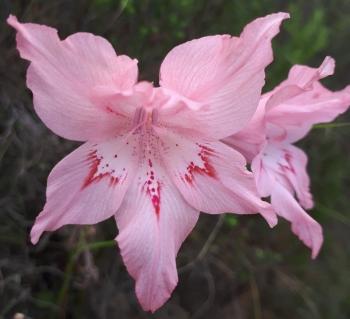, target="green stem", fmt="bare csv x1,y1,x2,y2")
83,240,116,251
55,238,116,318
316,203,350,227
313,122,350,129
